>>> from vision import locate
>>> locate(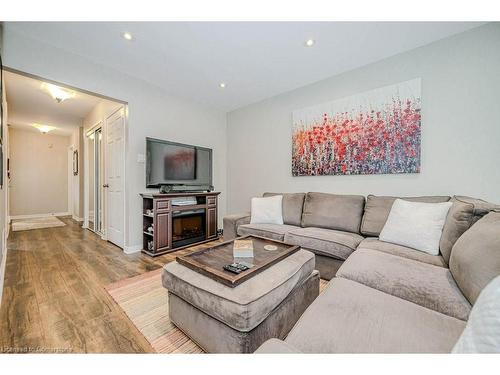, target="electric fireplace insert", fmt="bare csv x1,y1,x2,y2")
171,208,206,248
